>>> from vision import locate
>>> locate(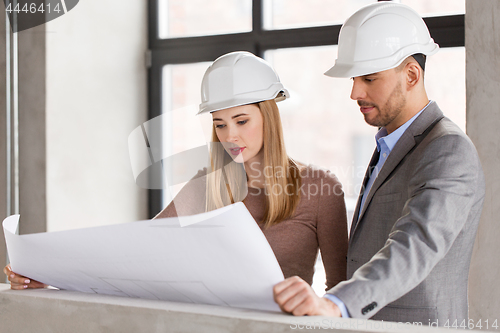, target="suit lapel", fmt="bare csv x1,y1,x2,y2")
350,102,445,239
356,132,416,223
